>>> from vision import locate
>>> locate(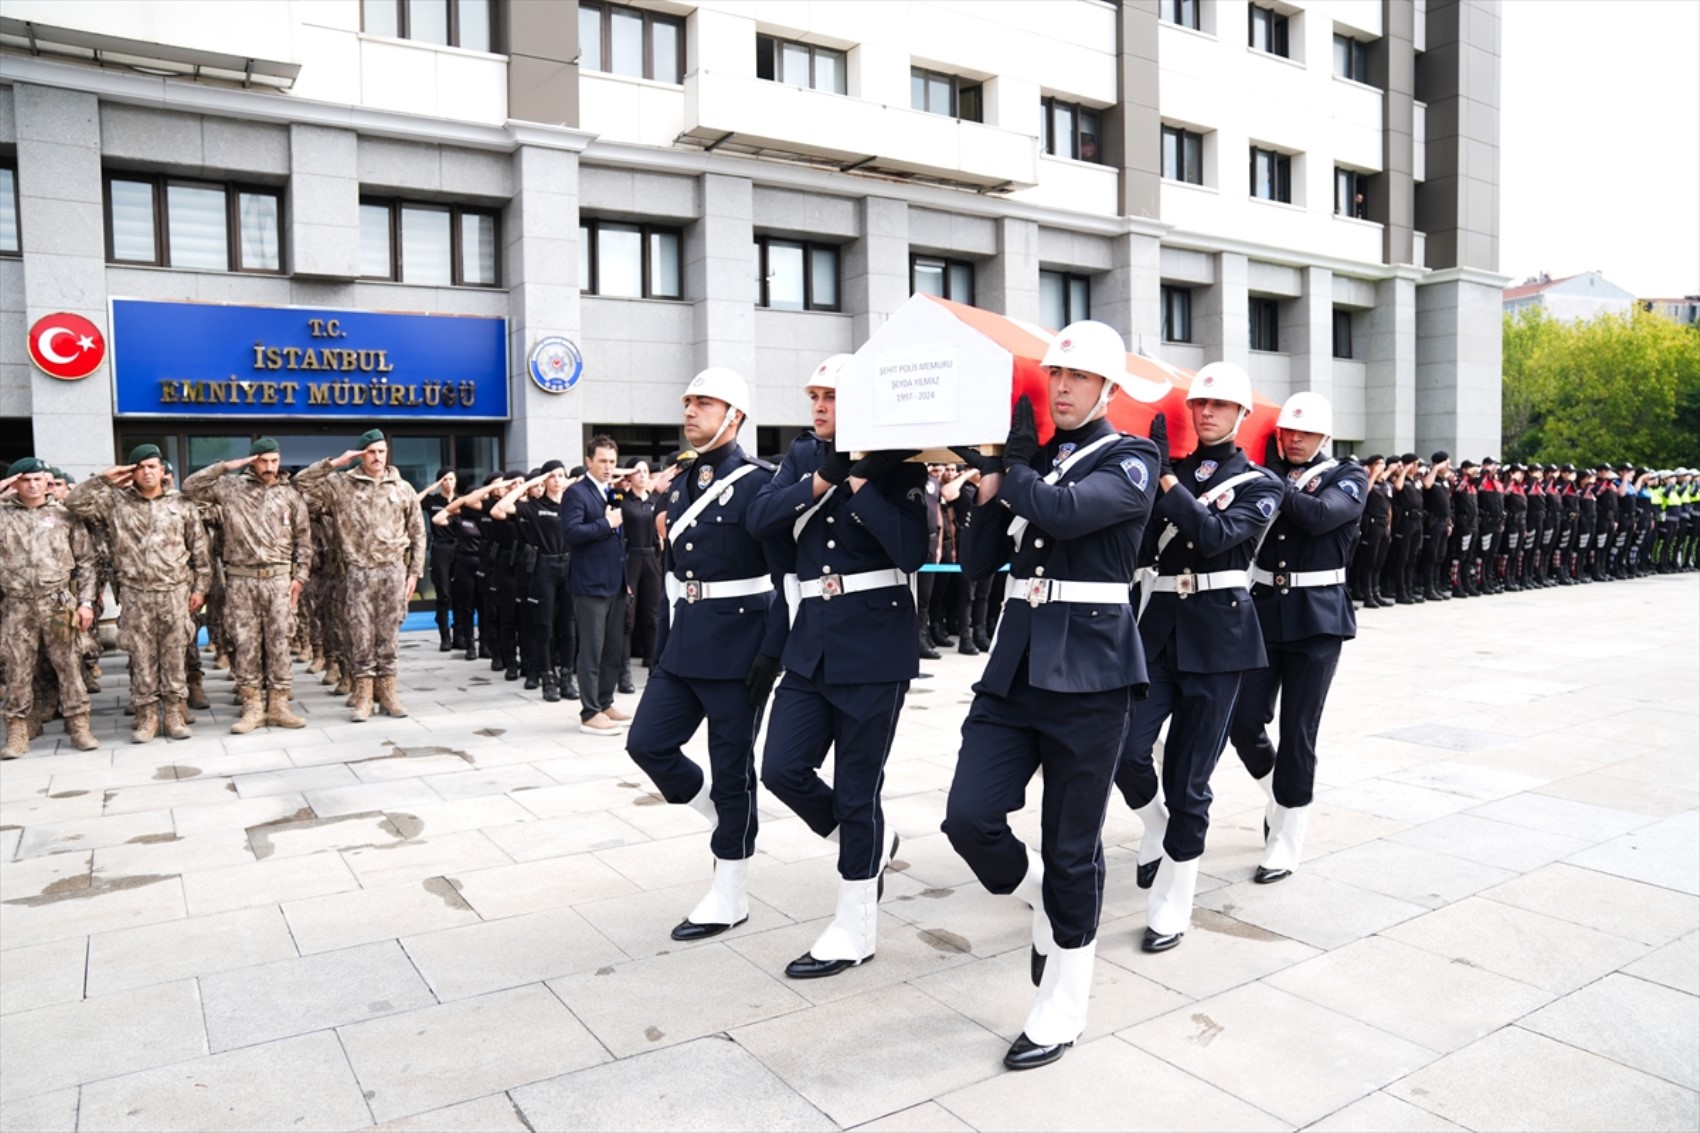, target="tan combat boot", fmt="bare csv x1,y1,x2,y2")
212,650,230,671
320,657,339,686
1,717,29,759
349,677,374,723
64,714,100,752
162,698,193,740
229,688,266,735
130,703,159,744
186,671,211,710
85,662,103,693
334,668,353,697
374,676,408,718
266,690,307,729
307,651,326,675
